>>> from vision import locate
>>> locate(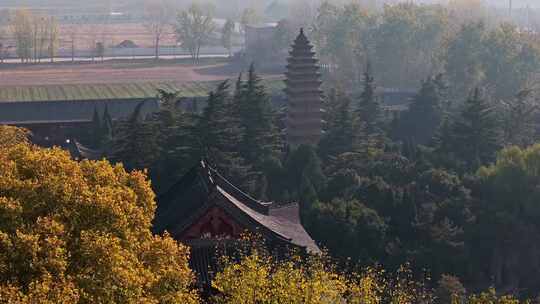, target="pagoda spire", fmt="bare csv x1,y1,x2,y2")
285,28,323,148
